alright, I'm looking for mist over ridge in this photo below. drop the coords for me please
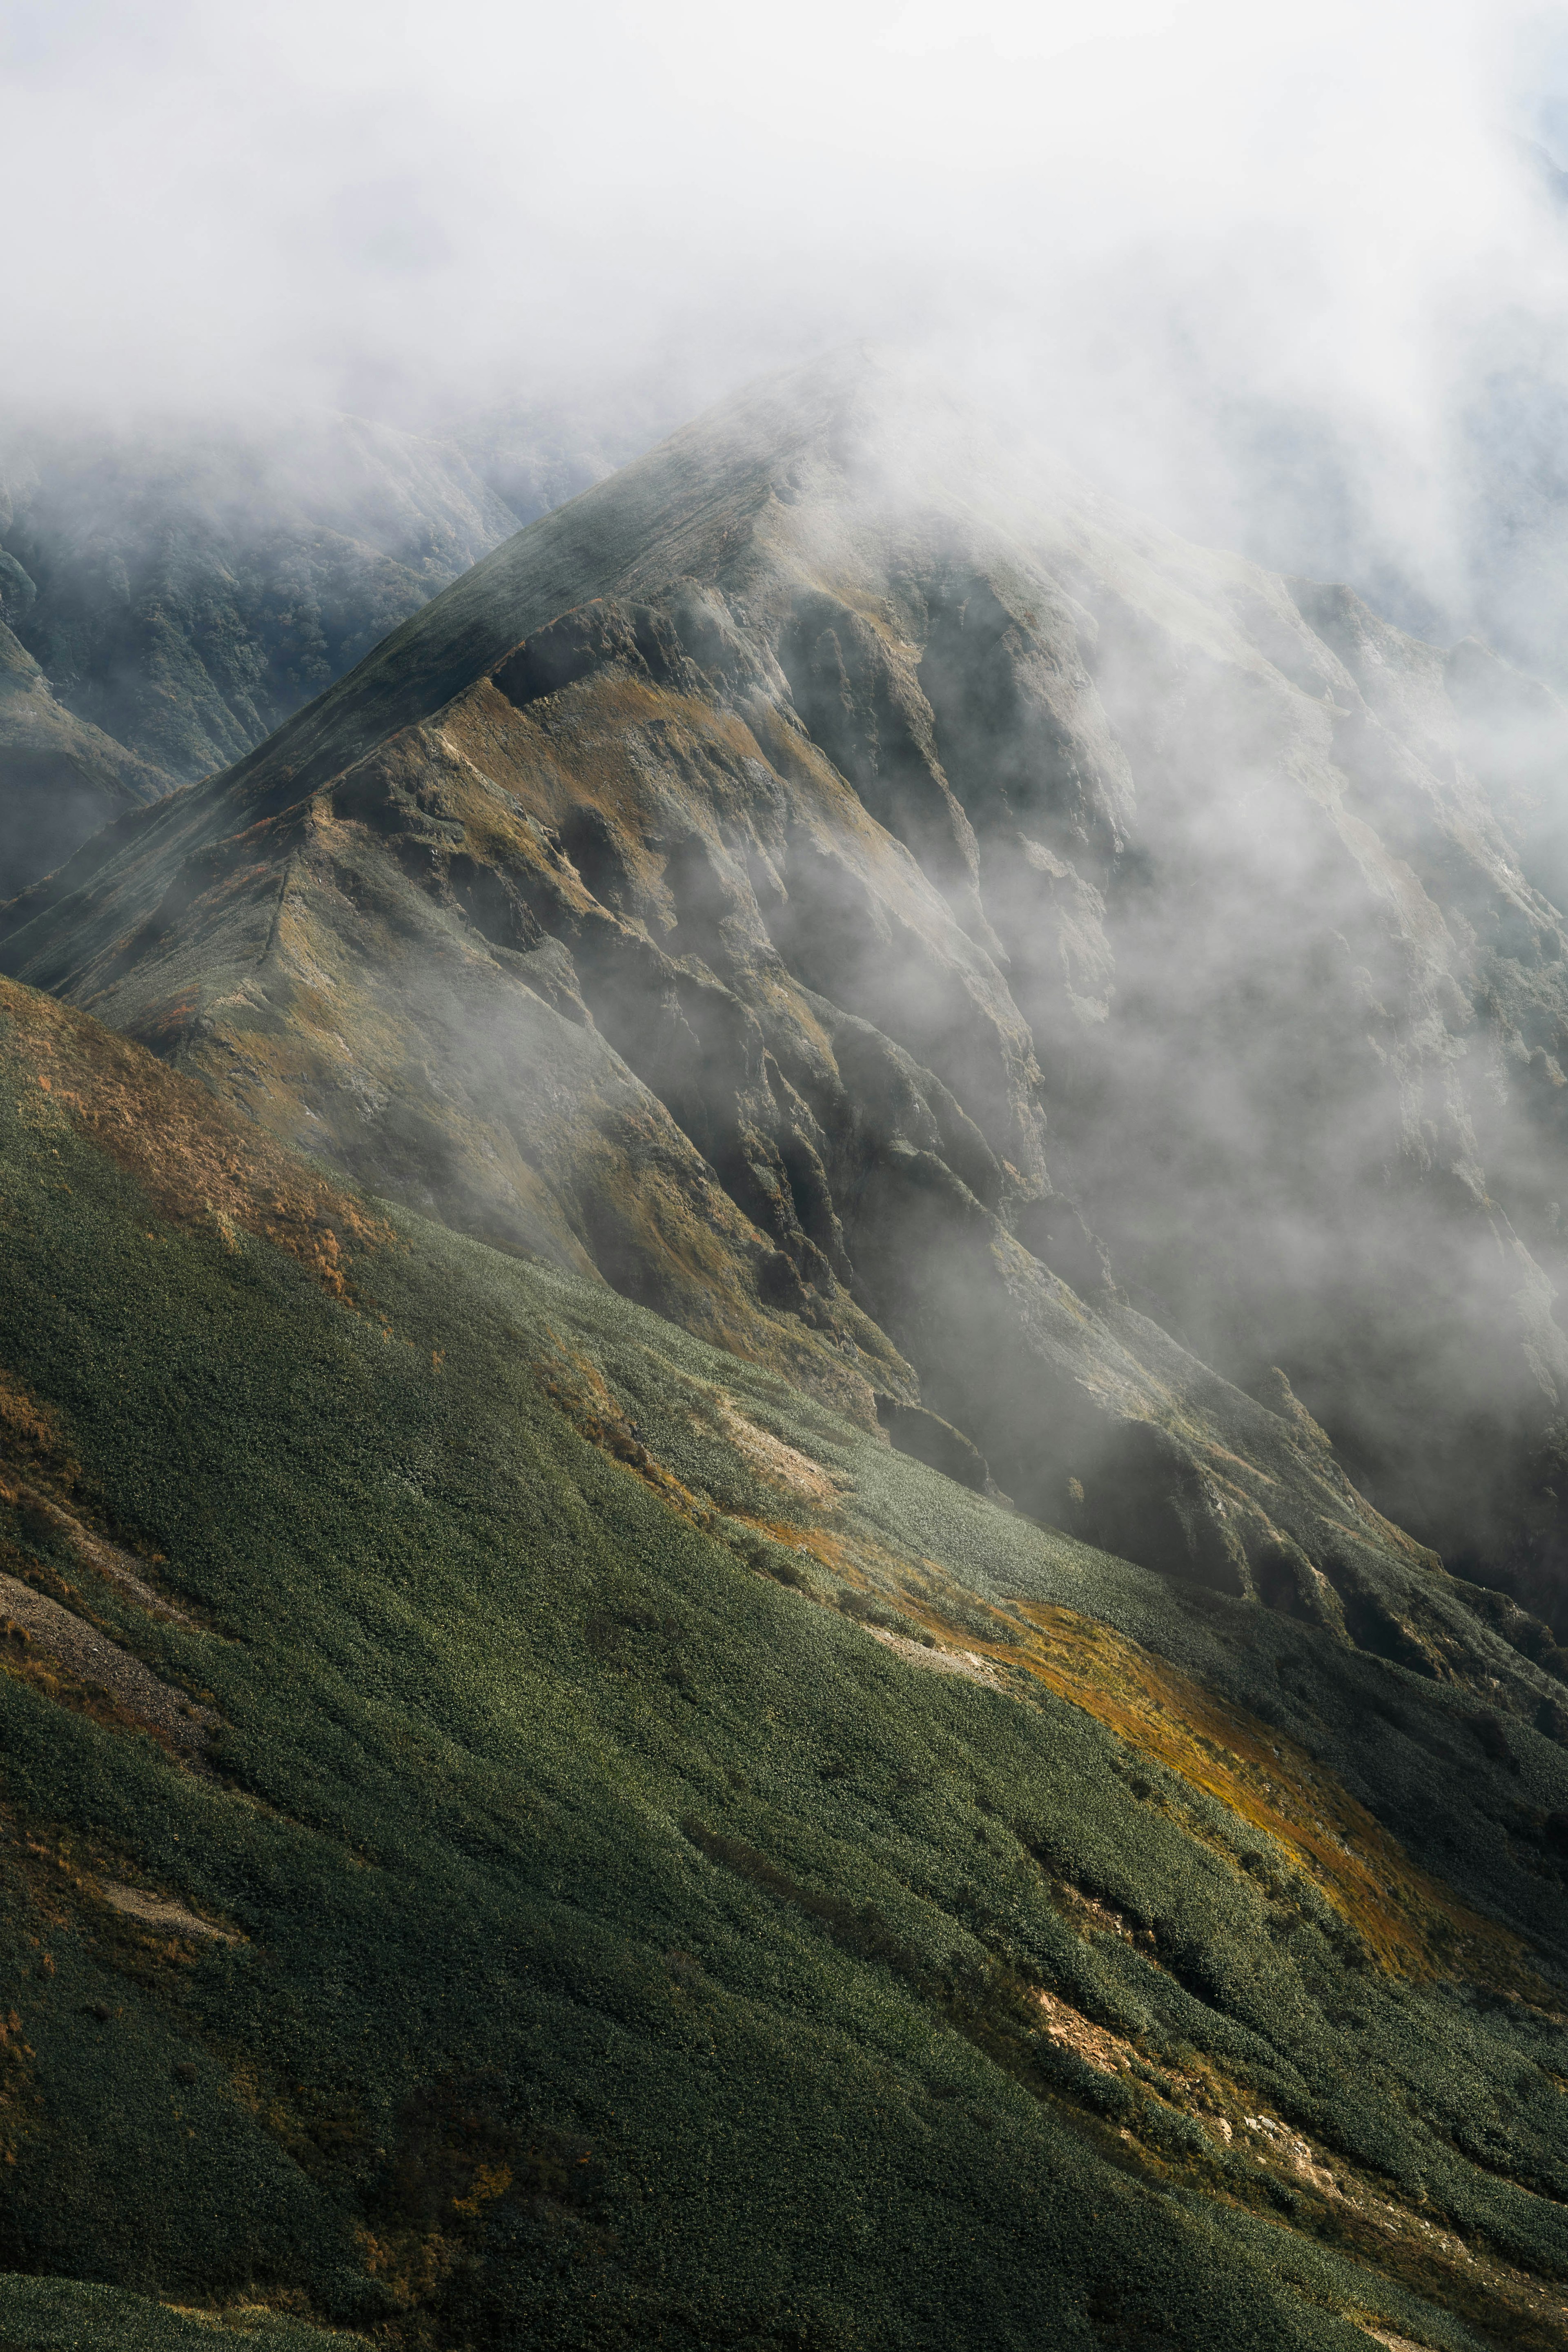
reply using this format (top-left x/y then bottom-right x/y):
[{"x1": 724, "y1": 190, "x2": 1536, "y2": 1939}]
[
  {"x1": 13, "y1": 0, "x2": 1568, "y2": 800},
  {"x1": 13, "y1": 342, "x2": 1568, "y2": 1641}
]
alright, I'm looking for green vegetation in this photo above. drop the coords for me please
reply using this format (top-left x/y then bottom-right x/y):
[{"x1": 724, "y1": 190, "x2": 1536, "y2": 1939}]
[
  {"x1": 0, "y1": 2275, "x2": 365, "y2": 2350},
  {"x1": 2, "y1": 978, "x2": 1568, "y2": 2349}
]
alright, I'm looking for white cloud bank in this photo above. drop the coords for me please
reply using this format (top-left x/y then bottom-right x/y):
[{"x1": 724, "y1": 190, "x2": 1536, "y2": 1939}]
[{"x1": 5, "y1": 0, "x2": 1568, "y2": 625}]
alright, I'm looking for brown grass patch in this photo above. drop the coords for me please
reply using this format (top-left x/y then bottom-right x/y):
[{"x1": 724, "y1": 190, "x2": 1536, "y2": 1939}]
[
  {"x1": 0, "y1": 1369, "x2": 66, "y2": 1471},
  {"x1": 931, "y1": 1592, "x2": 1544, "y2": 1990},
  {"x1": 711, "y1": 1482, "x2": 1547, "y2": 1990},
  {"x1": 527, "y1": 1313, "x2": 1542, "y2": 1996},
  {"x1": 699, "y1": 1474, "x2": 1544, "y2": 1991},
  {"x1": 533, "y1": 1331, "x2": 714, "y2": 1522},
  {"x1": 0, "y1": 973, "x2": 392, "y2": 1299}
]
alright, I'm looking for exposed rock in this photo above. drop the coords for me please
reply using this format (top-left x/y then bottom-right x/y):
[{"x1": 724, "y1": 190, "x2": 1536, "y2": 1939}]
[{"x1": 874, "y1": 1396, "x2": 991, "y2": 1493}]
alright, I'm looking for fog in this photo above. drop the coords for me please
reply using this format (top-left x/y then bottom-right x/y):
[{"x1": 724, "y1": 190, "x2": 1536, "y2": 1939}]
[{"x1": 6, "y1": 1, "x2": 1568, "y2": 639}]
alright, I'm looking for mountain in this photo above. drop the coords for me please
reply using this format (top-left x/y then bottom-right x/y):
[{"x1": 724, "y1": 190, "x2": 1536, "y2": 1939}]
[
  {"x1": 4, "y1": 967, "x2": 1568, "y2": 2350},
  {"x1": 0, "y1": 408, "x2": 635, "y2": 896},
  {"x1": 0, "y1": 616, "x2": 168, "y2": 903},
  {"x1": 9, "y1": 350, "x2": 1568, "y2": 1653}
]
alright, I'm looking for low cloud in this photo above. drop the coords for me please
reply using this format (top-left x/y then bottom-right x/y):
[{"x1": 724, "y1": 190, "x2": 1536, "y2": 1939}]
[{"x1": 5, "y1": 4, "x2": 1568, "y2": 646}]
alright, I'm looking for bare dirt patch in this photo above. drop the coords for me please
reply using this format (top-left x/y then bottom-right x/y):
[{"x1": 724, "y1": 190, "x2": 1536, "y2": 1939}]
[
  {"x1": 87, "y1": 1878, "x2": 241, "y2": 1943},
  {"x1": 866, "y1": 1626, "x2": 1002, "y2": 1688},
  {"x1": 1033, "y1": 1986, "x2": 1143, "y2": 2077},
  {"x1": 716, "y1": 1399, "x2": 851, "y2": 1508},
  {"x1": 0, "y1": 1571, "x2": 216, "y2": 1757}
]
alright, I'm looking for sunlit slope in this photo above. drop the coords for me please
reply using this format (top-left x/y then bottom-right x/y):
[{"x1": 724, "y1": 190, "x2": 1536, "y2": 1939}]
[{"x1": 4, "y1": 973, "x2": 1568, "y2": 2349}]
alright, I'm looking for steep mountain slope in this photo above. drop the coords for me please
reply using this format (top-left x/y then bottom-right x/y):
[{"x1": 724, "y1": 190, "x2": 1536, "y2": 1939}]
[
  {"x1": 0, "y1": 408, "x2": 611, "y2": 894},
  {"x1": 5, "y1": 969, "x2": 1568, "y2": 2349},
  {"x1": 10, "y1": 352, "x2": 1568, "y2": 1646}
]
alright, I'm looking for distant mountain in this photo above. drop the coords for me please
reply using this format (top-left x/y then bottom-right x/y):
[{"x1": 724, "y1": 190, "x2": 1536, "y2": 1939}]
[
  {"x1": 4, "y1": 962, "x2": 1568, "y2": 2350},
  {"x1": 11, "y1": 350, "x2": 1568, "y2": 1669},
  {"x1": 453, "y1": 383, "x2": 668, "y2": 530},
  {"x1": 0, "y1": 406, "x2": 640, "y2": 895},
  {"x1": 0, "y1": 615, "x2": 167, "y2": 902}
]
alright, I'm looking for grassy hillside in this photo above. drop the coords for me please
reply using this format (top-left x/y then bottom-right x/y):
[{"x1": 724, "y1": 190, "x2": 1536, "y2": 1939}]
[{"x1": 3, "y1": 970, "x2": 1568, "y2": 2350}]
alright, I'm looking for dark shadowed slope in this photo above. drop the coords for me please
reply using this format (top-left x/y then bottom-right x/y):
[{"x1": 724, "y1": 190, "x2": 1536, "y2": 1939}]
[
  {"x1": 5, "y1": 970, "x2": 1568, "y2": 2348},
  {"x1": 0, "y1": 619, "x2": 168, "y2": 902},
  {"x1": 10, "y1": 349, "x2": 1568, "y2": 1649}
]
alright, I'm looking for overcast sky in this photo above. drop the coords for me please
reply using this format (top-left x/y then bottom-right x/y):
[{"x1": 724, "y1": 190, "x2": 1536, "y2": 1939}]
[{"x1": 6, "y1": 1, "x2": 1568, "y2": 596}]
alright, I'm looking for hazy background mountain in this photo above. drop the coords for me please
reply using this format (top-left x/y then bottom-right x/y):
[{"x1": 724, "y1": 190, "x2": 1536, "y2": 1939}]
[{"x1": 0, "y1": 404, "x2": 640, "y2": 774}]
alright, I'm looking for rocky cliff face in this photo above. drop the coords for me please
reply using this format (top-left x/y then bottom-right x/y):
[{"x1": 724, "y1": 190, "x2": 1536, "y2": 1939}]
[{"x1": 9, "y1": 350, "x2": 1568, "y2": 1682}]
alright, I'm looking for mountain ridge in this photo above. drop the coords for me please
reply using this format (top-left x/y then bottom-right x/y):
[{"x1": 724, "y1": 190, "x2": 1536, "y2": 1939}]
[
  {"x1": 0, "y1": 616, "x2": 169, "y2": 901},
  {"x1": 8, "y1": 347, "x2": 1568, "y2": 1666}
]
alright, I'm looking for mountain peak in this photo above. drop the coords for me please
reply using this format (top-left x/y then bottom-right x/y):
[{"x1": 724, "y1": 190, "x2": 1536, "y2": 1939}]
[{"x1": 9, "y1": 361, "x2": 1568, "y2": 1671}]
